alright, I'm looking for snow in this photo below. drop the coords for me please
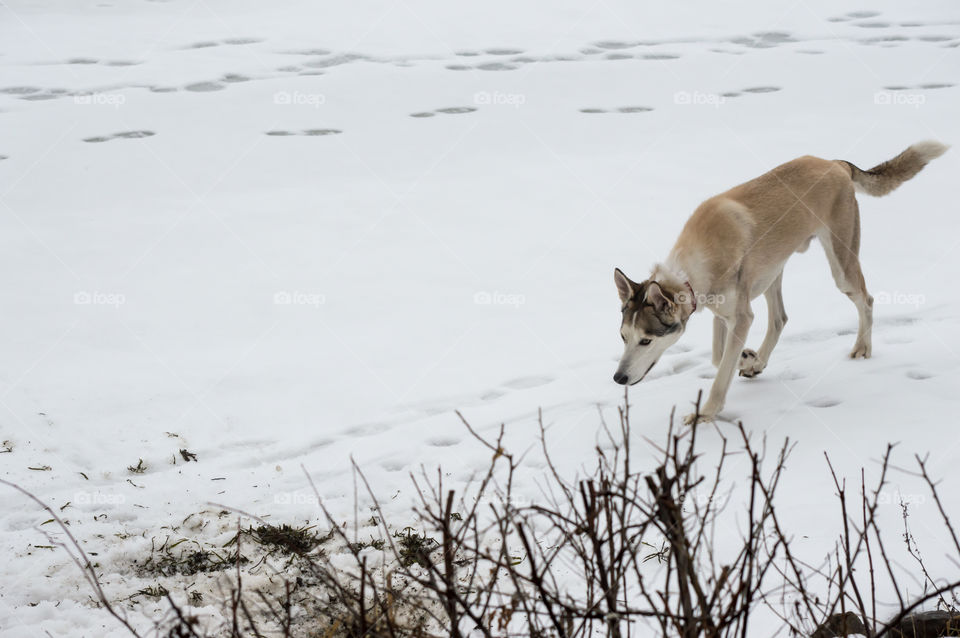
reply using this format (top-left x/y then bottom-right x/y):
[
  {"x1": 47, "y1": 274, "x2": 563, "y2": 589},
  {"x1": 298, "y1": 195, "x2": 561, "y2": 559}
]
[{"x1": 0, "y1": 0, "x2": 958, "y2": 635}]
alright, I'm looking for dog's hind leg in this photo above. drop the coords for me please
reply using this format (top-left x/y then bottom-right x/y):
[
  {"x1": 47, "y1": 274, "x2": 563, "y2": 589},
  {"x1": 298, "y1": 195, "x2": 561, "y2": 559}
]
[
  {"x1": 739, "y1": 271, "x2": 787, "y2": 377},
  {"x1": 712, "y1": 315, "x2": 726, "y2": 367},
  {"x1": 821, "y1": 197, "x2": 874, "y2": 358}
]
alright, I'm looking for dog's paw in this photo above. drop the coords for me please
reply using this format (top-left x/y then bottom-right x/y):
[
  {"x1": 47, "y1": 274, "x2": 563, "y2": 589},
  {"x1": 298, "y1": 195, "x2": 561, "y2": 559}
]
[
  {"x1": 683, "y1": 412, "x2": 716, "y2": 426},
  {"x1": 849, "y1": 342, "x2": 872, "y2": 359},
  {"x1": 738, "y1": 348, "x2": 764, "y2": 378}
]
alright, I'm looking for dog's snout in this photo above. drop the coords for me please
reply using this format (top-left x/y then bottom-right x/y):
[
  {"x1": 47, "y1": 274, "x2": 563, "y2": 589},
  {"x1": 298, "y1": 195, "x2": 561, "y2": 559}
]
[{"x1": 613, "y1": 372, "x2": 629, "y2": 385}]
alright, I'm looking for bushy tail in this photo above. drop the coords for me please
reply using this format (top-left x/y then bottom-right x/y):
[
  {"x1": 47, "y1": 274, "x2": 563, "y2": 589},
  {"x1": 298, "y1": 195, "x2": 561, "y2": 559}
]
[{"x1": 840, "y1": 140, "x2": 949, "y2": 197}]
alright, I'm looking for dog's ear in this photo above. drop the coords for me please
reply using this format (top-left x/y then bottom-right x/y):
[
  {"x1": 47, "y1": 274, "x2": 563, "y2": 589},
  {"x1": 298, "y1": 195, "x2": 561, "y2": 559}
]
[
  {"x1": 614, "y1": 268, "x2": 636, "y2": 303},
  {"x1": 645, "y1": 281, "x2": 675, "y2": 315}
]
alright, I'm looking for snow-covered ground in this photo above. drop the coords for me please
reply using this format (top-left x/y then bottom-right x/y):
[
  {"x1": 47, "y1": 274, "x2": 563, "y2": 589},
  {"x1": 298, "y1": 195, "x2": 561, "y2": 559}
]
[{"x1": 1, "y1": 0, "x2": 958, "y2": 635}]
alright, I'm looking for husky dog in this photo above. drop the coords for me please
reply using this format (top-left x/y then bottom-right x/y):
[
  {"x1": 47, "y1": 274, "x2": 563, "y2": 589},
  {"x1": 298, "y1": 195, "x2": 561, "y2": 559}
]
[{"x1": 613, "y1": 141, "x2": 948, "y2": 424}]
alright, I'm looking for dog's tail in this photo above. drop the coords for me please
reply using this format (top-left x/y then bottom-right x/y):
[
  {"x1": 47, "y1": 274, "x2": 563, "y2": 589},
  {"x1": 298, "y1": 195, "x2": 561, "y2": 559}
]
[{"x1": 839, "y1": 140, "x2": 949, "y2": 197}]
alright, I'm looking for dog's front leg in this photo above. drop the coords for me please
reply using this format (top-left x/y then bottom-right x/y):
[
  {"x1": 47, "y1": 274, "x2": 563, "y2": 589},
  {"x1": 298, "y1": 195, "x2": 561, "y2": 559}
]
[
  {"x1": 711, "y1": 315, "x2": 726, "y2": 367},
  {"x1": 686, "y1": 301, "x2": 753, "y2": 424}
]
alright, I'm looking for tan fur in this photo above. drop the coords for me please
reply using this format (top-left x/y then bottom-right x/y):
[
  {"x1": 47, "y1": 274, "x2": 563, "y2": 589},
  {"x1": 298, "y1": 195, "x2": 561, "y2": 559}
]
[
  {"x1": 613, "y1": 141, "x2": 948, "y2": 424},
  {"x1": 842, "y1": 140, "x2": 949, "y2": 196}
]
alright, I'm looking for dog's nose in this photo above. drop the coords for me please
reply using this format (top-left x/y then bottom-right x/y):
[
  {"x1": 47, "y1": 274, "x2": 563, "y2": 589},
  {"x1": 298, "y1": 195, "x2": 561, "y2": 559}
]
[{"x1": 613, "y1": 372, "x2": 629, "y2": 385}]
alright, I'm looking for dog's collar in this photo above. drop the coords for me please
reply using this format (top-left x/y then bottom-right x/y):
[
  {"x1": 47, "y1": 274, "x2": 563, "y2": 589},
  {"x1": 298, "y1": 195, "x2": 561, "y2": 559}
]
[{"x1": 684, "y1": 281, "x2": 697, "y2": 312}]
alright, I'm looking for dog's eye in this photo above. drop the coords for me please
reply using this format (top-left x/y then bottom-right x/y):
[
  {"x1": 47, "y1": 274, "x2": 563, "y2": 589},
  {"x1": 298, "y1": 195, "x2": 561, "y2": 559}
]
[{"x1": 638, "y1": 338, "x2": 652, "y2": 346}]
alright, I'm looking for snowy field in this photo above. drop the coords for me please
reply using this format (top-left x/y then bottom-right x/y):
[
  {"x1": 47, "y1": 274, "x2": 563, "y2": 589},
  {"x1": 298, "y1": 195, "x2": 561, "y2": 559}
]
[{"x1": 1, "y1": 0, "x2": 959, "y2": 635}]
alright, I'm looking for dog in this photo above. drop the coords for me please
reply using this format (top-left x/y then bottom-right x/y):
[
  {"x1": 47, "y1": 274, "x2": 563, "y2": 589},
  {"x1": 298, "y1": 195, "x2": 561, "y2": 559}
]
[{"x1": 613, "y1": 141, "x2": 948, "y2": 424}]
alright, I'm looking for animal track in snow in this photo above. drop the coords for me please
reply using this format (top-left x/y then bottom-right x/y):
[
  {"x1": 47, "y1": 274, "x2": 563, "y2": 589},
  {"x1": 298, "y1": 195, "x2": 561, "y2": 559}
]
[
  {"x1": 502, "y1": 375, "x2": 554, "y2": 390},
  {"x1": 265, "y1": 129, "x2": 342, "y2": 137},
  {"x1": 883, "y1": 82, "x2": 954, "y2": 90},
  {"x1": 427, "y1": 438, "x2": 460, "y2": 447},
  {"x1": 594, "y1": 41, "x2": 638, "y2": 50},
  {"x1": 730, "y1": 31, "x2": 796, "y2": 48},
  {"x1": 579, "y1": 106, "x2": 653, "y2": 113},
  {"x1": 807, "y1": 398, "x2": 842, "y2": 408},
  {"x1": 410, "y1": 106, "x2": 477, "y2": 118},
  {"x1": 185, "y1": 81, "x2": 225, "y2": 92},
  {"x1": 671, "y1": 359, "x2": 700, "y2": 373},
  {"x1": 303, "y1": 54, "x2": 365, "y2": 69},
  {"x1": 906, "y1": 370, "x2": 933, "y2": 380},
  {"x1": 0, "y1": 86, "x2": 41, "y2": 95},
  {"x1": 185, "y1": 38, "x2": 263, "y2": 49},
  {"x1": 776, "y1": 370, "x2": 807, "y2": 381},
  {"x1": 83, "y1": 130, "x2": 155, "y2": 143},
  {"x1": 475, "y1": 62, "x2": 518, "y2": 71}
]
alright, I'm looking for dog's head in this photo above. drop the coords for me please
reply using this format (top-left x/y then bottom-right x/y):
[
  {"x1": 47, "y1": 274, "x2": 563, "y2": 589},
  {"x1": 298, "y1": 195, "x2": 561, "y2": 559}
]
[{"x1": 612, "y1": 268, "x2": 687, "y2": 385}]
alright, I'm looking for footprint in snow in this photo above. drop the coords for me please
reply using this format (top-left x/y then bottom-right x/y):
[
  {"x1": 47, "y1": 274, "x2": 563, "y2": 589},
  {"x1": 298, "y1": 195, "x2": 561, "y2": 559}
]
[
  {"x1": 381, "y1": 460, "x2": 407, "y2": 472},
  {"x1": 807, "y1": 398, "x2": 842, "y2": 408},
  {"x1": 594, "y1": 41, "x2": 638, "y2": 50},
  {"x1": 777, "y1": 370, "x2": 806, "y2": 381},
  {"x1": 502, "y1": 375, "x2": 554, "y2": 390},
  {"x1": 0, "y1": 86, "x2": 41, "y2": 95},
  {"x1": 265, "y1": 129, "x2": 342, "y2": 137},
  {"x1": 291, "y1": 48, "x2": 331, "y2": 56},
  {"x1": 427, "y1": 438, "x2": 460, "y2": 448},
  {"x1": 485, "y1": 48, "x2": 525, "y2": 55},
  {"x1": 476, "y1": 62, "x2": 518, "y2": 71},
  {"x1": 409, "y1": 107, "x2": 477, "y2": 118},
  {"x1": 83, "y1": 130, "x2": 155, "y2": 143},
  {"x1": 906, "y1": 370, "x2": 933, "y2": 380},
  {"x1": 185, "y1": 81, "x2": 225, "y2": 92},
  {"x1": 671, "y1": 359, "x2": 700, "y2": 373},
  {"x1": 20, "y1": 92, "x2": 63, "y2": 101},
  {"x1": 730, "y1": 32, "x2": 796, "y2": 49},
  {"x1": 579, "y1": 106, "x2": 653, "y2": 113},
  {"x1": 304, "y1": 54, "x2": 365, "y2": 69}
]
